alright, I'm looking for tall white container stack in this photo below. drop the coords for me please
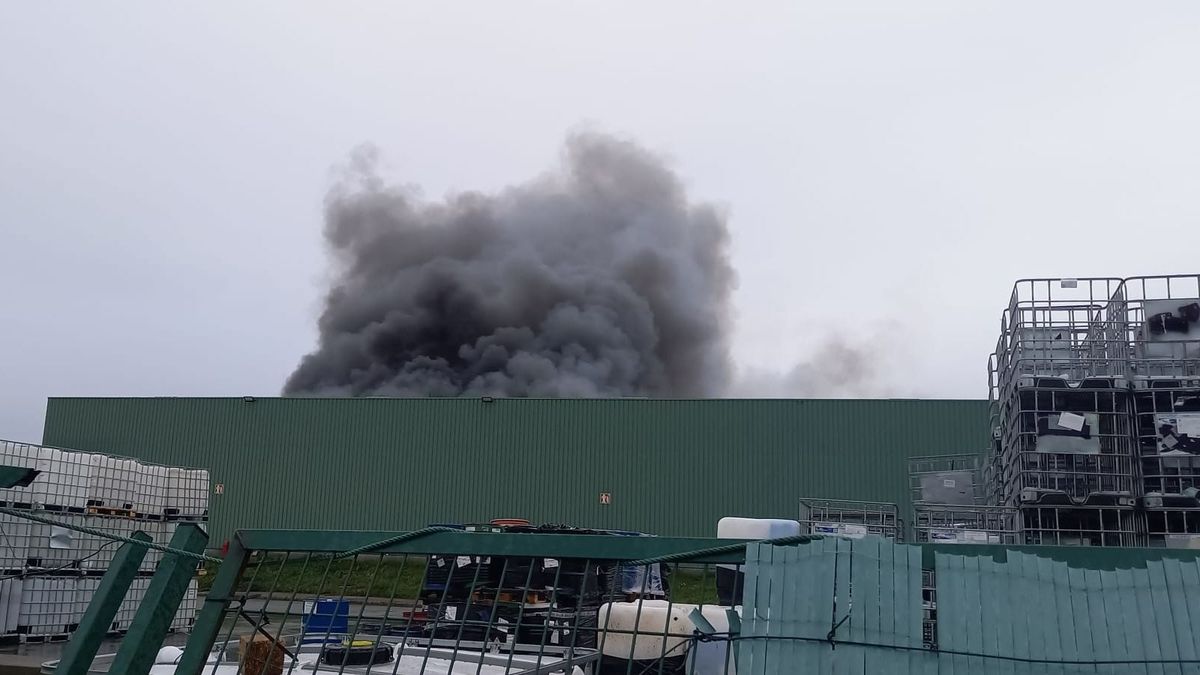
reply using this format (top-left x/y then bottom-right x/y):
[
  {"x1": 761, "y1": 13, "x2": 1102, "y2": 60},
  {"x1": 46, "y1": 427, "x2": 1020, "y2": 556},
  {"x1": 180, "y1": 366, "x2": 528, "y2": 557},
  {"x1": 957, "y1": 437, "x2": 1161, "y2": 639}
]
[{"x1": 0, "y1": 440, "x2": 209, "y2": 640}]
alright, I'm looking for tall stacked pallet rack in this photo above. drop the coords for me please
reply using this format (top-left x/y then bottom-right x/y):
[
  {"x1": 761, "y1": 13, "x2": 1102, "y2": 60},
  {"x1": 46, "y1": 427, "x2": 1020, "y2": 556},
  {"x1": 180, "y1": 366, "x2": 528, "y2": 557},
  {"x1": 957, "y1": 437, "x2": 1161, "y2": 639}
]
[
  {"x1": 981, "y1": 276, "x2": 1200, "y2": 547},
  {"x1": 0, "y1": 440, "x2": 209, "y2": 642},
  {"x1": 1118, "y1": 275, "x2": 1200, "y2": 549}
]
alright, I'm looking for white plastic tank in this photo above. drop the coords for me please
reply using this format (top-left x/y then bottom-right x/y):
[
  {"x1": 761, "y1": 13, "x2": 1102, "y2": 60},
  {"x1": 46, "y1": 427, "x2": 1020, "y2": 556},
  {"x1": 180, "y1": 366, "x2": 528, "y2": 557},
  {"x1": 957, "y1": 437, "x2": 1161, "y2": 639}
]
[
  {"x1": 597, "y1": 601, "x2": 741, "y2": 674},
  {"x1": 715, "y1": 517, "x2": 800, "y2": 605},
  {"x1": 597, "y1": 600, "x2": 692, "y2": 660}
]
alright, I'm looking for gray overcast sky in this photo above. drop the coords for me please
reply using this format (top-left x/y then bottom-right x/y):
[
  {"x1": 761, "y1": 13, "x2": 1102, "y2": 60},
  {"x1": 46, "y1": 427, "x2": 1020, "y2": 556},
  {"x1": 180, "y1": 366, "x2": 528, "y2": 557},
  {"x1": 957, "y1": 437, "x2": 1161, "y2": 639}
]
[{"x1": 3, "y1": 2, "x2": 1199, "y2": 442}]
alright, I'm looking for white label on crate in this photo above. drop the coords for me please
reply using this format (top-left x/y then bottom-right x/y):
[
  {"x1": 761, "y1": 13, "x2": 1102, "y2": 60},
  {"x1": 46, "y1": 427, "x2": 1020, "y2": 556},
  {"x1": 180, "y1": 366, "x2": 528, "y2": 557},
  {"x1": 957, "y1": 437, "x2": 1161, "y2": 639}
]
[
  {"x1": 961, "y1": 530, "x2": 989, "y2": 542},
  {"x1": 543, "y1": 558, "x2": 559, "y2": 570},
  {"x1": 1176, "y1": 415, "x2": 1200, "y2": 437},
  {"x1": 1163, "y1": 435, "x2": 1180, "y2": 450},
  {"x1": 445, "y1": 606, "x2": 457, "y2": 621},
  {"x1": 943, "y1": 479, "x2": 956, "y2": 488},
  {"x1": 839, "y1": 524, "x2": 868, "y2": 539},
  {"x1": 930, "y1": 530, "x2": 958, "y2": 542},
  {"x1": 456, "y1": 556, "x2": 471, "y2": 568},
  {"x1": 49, "y1": 526, "x2": 73, "y2": 549},
  {"x1": 1056, "y1": 412, "x2": 1086, "y2": 432},
  {"x1": 436, "y1": 558, "x2": 445, "y2": 568}
]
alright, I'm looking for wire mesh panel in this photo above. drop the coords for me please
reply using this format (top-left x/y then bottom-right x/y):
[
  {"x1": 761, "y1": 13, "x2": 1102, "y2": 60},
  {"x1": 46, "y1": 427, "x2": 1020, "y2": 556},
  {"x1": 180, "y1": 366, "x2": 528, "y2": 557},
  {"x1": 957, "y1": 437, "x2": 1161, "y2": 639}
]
[
  {"x1": 16, "y1": 576, "x2": 81, "y2": 639},
  {"x1": 176, "y1": 528, "x2": 761, "y2": 675},
  {"x1": 1143, "y1": 507, "x2": 1200, "y2": 549},
  {"x1": 1133, "y1": 386, "x2": 1200, "y2": 502},
  {"x1": 996, "y1": 379, "x2": 1136, "y2": 505},
  {"x1": 1116, "y1": 275, "x2": 1200, "y2": 380},
  {"x1": 913, "y1": 504, "x2": 1020, "y2": 545},
  {"x1": 995, "y1": 278, "x2": 1127, "y2": 391},
  {"x1": 798, "y1": 498, "x2": 902, "y2": 541},
  {"x1": 1019, "y1": 505, "x2": 1141, "y2": 547}
]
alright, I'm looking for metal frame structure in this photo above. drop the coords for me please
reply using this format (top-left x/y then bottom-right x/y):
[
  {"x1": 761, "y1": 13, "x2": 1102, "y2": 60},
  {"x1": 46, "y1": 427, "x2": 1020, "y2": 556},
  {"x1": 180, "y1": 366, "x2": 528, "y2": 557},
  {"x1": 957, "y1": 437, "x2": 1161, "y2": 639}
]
[
  {"x1": 173, "y1": 528, "x2": 758, "y2": 675},
  {"x1": 798, "y1": 498, "x2": 902, "y2": 541},
  {"x1": 912, "y1": 504, "x2": 1020, "y2": 545}
]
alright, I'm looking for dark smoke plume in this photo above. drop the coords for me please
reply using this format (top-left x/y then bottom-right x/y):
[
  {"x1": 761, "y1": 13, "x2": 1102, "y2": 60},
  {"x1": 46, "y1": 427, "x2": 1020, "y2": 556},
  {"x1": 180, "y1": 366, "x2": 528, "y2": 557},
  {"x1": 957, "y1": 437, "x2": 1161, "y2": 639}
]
[{"x1": 284, "y1": 133, "x2": 735, "y2": 397}]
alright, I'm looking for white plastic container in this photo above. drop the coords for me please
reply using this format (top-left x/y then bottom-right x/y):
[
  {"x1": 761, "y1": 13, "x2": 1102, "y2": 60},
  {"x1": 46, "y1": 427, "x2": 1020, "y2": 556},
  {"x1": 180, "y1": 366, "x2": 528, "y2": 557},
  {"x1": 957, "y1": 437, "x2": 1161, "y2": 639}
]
[
  {"x1": 167, "y1": 468, "x2": 210, "y2": 517},
  {"x1": 0, "y1": 511, "x2": 32, "y2": 571},
  {"x1": 715, "y1": 517, "x2": 801, "y2": 562},
  {"x1": 78, "y1": 515, "x2": 138, "y2": 571},
  {"x1": 597, "y1": 600, "x2": 693, "y2": 660},
  {"x1": 135, "y1": 463, "x2": 171, "y2": 516},
  {"x1": 86, "y1": 455, "x2": 138, "y2": 511},
  {"x1": 33, "y1": 448, "x2": 92, "y2": 510},
  {"x1": 0, "y1": 579, "x2": 22, "y2": 636},
  {"x1": 26, "y1": 515, "x2": 84, "y2": 570},
  {"x1": 18, "y1": 577, "x2": 80, "y2": 637}
]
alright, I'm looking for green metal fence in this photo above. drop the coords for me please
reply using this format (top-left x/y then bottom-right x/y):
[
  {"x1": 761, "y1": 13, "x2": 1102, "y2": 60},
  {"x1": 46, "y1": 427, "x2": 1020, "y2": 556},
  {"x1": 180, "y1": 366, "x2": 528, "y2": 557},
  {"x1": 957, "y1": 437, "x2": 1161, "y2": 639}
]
[{"x1": 35, "y1": 522, "x2": 1200, "y2": 674}]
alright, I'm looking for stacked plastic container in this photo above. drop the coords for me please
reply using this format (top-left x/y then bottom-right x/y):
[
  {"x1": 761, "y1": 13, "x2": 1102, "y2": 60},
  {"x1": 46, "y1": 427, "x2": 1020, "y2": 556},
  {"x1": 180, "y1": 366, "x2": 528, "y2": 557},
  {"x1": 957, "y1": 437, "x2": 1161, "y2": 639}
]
[{"x1": 0, "y1": 440, "x2": 209, "y2": 641}]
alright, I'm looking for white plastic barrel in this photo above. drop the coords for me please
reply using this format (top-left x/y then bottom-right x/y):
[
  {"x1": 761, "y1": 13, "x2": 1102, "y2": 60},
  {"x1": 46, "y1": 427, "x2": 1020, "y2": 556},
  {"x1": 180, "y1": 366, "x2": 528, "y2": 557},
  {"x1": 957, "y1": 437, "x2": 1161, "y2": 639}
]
[{"x1": 597, "y1": 600, "x2": 693, "y2": 660}]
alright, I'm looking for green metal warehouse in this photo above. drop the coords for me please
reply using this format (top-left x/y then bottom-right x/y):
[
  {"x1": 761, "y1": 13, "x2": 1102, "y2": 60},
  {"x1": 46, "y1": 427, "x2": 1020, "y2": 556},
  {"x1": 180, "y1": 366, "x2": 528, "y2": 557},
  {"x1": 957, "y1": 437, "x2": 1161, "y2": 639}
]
[{"x1": 41, "y1": 397, "x2": 989, "y2": 542}]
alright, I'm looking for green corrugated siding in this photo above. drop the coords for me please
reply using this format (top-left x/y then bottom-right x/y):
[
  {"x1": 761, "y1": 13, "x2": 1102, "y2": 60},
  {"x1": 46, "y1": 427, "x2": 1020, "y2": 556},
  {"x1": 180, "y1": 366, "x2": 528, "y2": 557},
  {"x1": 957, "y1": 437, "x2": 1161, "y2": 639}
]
[
  {"x1": 41, "y1": 397, "x2": 989, "y2": 542},
  {"x1": 739, "y1": 539, "x2": 1200, "y2": 673}
]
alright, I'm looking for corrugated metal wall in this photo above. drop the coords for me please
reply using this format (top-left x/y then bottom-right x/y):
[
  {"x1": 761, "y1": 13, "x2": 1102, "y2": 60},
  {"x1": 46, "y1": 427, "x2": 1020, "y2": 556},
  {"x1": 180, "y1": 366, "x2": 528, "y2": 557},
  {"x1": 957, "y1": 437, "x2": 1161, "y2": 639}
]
[
  {"x1": 740, "y1": 539, "x2": 1200, "y2": 673},
  {"x1": 40, "y1": 397, "x2": 989, "y2": 541}
]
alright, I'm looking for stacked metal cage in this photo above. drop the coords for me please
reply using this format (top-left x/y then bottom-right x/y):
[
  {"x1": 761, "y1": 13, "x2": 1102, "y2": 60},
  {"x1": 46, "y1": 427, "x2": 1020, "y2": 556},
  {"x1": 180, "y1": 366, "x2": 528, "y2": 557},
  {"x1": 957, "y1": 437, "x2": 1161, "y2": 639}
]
[
  {"x1": 986, "y1": 278, "x2": 1141, "y2": 546},
  {"x1": 0, "y1": 440, "x2": 208, "y2": 641},
  {"x1": 909, "y1": 453, "x2": 1019, "y2": 545},
  {"x1": 1118, "y1": 275, "x2": 1200, "y2": 548}
]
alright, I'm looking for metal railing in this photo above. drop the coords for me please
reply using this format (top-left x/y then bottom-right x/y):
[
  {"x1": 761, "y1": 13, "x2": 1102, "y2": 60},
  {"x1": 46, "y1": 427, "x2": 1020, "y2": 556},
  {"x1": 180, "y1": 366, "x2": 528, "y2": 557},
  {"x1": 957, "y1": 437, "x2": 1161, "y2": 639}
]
[{"x1": 168, "y1": 527, "x2": 796, "y2": 675}]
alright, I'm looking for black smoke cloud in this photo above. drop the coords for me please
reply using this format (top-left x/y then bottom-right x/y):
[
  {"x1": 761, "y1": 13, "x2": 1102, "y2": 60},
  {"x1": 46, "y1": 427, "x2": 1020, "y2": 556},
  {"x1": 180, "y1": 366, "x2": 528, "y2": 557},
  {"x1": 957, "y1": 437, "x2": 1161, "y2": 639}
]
[{"x1": 284, "y1": 133, "x2": 736, "y2": 397}]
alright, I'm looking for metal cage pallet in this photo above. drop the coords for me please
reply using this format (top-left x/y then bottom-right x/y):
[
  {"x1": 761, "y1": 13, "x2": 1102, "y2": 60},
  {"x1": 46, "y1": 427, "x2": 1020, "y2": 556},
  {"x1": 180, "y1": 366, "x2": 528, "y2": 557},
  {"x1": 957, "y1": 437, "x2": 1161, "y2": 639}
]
[
  {"x1": 798, "y1": 498, "x2": 902, "y2": 541},
  {"x1": 912, "y1": 504, "x2": 1020, "y2": 545}
]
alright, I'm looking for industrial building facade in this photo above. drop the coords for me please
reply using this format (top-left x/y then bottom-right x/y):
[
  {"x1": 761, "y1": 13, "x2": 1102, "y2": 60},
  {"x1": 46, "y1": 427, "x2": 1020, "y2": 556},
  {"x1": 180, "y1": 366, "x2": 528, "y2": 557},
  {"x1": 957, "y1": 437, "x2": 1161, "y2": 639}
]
[{"x1": 41, "y1": 397, "x2": 988, "y2": 542}]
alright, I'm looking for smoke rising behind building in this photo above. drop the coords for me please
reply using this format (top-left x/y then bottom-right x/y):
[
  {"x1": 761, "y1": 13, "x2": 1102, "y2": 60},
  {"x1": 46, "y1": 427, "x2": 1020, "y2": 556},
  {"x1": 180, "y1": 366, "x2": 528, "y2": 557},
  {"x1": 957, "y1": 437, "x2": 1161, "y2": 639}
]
[{"x1": 285, "y1": 133, "x2": 736, "y2": 397}]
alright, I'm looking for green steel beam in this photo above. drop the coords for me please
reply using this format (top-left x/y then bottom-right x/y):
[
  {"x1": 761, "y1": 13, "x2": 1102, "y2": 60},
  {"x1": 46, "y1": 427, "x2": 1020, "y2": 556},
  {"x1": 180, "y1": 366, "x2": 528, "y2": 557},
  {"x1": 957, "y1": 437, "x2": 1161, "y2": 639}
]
[
  {"x1": 107, "y1": 523, "x2": 209, "y2": 675},
  {"x1": 0, "y1": 464, "x2": 38, "y2": 488},
  {"x1": 175, "y1": 534, "x2": 249, "y2": 675},
  {"x1": 55, "y1": 531, "x2": 152, "y2": 675},
  {"x1": 237, "y1": 529, "x2": 756, "y2": 564}
]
